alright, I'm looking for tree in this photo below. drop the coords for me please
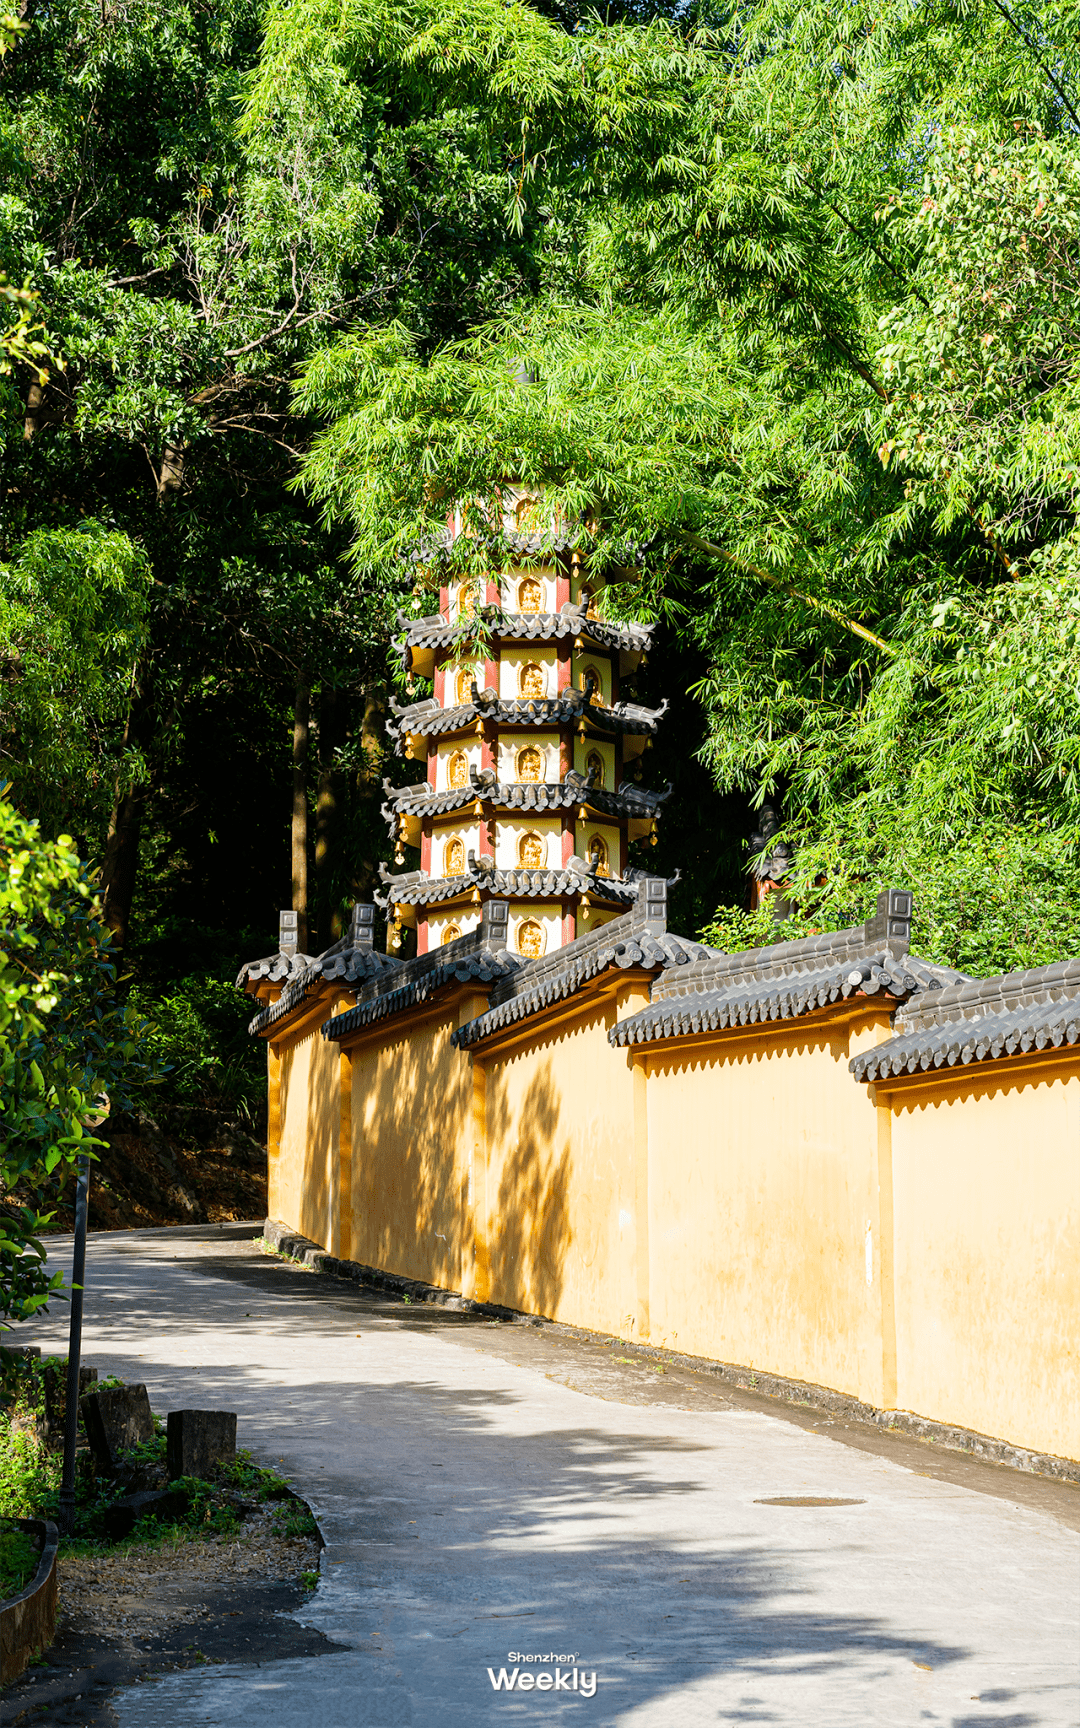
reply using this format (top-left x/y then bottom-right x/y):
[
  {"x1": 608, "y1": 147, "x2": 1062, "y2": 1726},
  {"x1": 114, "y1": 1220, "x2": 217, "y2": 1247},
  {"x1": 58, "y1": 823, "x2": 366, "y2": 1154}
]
[
  {"x1": 0, "y1": 0, "x2": 568, "y2": 964},
  {"x1": 0, "y1": 798, "x2": 151, "y2": 1327},
  {"x1": 287, "y1": 0, "x2": 1080, "y2": 971},
  {"x1": 0, "y1": 524, "x2": 151, "y2": 840}
]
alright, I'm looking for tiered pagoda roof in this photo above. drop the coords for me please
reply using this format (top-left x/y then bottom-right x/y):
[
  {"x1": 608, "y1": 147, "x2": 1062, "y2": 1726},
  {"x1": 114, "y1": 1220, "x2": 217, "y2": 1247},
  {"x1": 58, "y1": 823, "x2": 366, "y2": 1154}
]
[
  {"x1": 385, "y1": 691, "x2": 667, "y2": 752},
  {"x1": 382, "y1": 771, "x2": 672, "y2": 850},
  {"x1": 398, "y1": 601, "x2": 653, "y2": 678},
  {"x1": 375, "y1": 859, "x2": 675, "y2": 915}
]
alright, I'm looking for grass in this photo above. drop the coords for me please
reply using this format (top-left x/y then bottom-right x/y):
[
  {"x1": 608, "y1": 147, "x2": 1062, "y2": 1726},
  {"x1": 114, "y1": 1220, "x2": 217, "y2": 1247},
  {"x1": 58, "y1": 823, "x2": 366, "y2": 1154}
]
[
  {"x1": 0, "y1": 1421, "x2": 59, "y2": 1524},
  {"x1": 0, "y1": 1356, "x2": 318, "y2": 1552},
  {"x1": 62, "y1": 1441, "x2": 316, "y2": 1553},
  {"x1": 254, "y1": 1238, "x2": 315, "y2": 1272},
  {"x1": 0, "y1": 1525, "x2": 40, "y2": 1598}
]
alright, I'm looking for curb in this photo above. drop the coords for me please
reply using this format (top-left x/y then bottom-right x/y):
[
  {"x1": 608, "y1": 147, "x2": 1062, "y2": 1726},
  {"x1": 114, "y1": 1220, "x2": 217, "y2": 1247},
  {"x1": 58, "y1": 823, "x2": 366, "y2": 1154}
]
[
  {"x1": 0, "y1": 1518, "x2": 59, "y2": 1685},
  {"x1": 257, "y1": 1219, "x2": 1080, "y2": 1486},
  {"x1": 259, "y1": 1219, "x2": 534, "y2": 1325}
]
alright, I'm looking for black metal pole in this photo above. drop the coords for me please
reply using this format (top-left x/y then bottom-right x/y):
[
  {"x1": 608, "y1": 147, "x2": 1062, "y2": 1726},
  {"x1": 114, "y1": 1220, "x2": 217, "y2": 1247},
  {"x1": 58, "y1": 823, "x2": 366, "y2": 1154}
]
[{"x1": 57, "y1": 1153, "x2": 90, "y2": 1536}]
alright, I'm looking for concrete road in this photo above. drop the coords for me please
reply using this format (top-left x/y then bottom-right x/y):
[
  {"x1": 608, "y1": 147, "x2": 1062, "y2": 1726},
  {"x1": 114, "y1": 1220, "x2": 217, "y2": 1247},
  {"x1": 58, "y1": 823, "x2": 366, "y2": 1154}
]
[{"x1": 30, "y1": 1224, "x2": 1080, "y2": 1727}]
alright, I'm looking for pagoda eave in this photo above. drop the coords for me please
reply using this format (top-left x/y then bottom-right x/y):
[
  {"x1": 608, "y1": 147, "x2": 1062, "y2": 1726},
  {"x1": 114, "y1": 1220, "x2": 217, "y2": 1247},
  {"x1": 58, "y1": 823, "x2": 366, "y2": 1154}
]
[
  {"x1": 397, "y1": 605, "x2": 654, "y2": 681},
  {"x1": 375, "y1": 866, "x2": 641, "y2": 924},
  {"x1": 382, "y1": 778, "x2": 671, "y2": 846},
  {"x1": 386, "y1": 695, "x2": 668, "y2": 757}
]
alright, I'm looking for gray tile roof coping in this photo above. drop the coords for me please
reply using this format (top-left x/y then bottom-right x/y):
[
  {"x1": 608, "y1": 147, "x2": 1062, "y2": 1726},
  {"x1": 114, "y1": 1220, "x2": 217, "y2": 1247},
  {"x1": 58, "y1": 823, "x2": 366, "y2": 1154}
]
[
  {"x1": 647, "y1": 927, "x2": 891, "y2": 1007},
  {"x1": 607, "y1": 890, "x2": 967, "y2": 1049},
  {"x1": 385, "y1": 691, "x2": 667, "y2": 746},
  {"x1": 236, "y1": 950, "x2": 319, "y2": 989},
  {"x1": 381, "y1": 773, "x2": 671, "y2": 831},
  {"x1": 451, "y1": 877, "x2": 708, "y2": 1049},
  {"x1": 246, "y1": 943, "x2": 405, "y2": 1035},
  {"x1": 609, "y1": 951, "x2": 954, "y2": 1049},
  {"x1": 893, "y1": 955, "x2": 1080, "y2": 1032},
  {"x1": 322, "y1": 911, "x2": 526, "y2": 1040},
  {"x1": 851, "y1": 954, "x2": 1080, "y2": 1082}
]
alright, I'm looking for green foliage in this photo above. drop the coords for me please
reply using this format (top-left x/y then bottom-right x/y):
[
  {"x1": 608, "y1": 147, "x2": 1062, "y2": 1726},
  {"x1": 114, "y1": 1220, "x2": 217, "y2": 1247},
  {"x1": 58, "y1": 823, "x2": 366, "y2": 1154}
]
[
  {"x1": 292, "y1": 0, "x2": 1080, "y2": 980},
  {"x1": 0, "y1": 1360, "x2": 58, "y2": 1521},
  {"x1": 0, "y1": 798, "x2": 153, "y2": 1326},
  {"x1": 699, "y1": 902, "x2": 809, "y2": 954},
  {"x1": 0, "y1": 0, "x2": 558, "y2": 995},
  {"x1": 0, "y1": 1523, "x2": 38, "y2": 1596},
  {"x1": 0, "y1": 1369, "x2": 305, "y2": 1550},
  {"x1": 0, "y1": 1353, "x2": 306, "y2": 1548},
  {"x1": 255, "y1": 1237, "x2": 316, "y2": 1272},
  {"x1": 0, "y1": 275, "x2": 49, "y2": 383},
  {"x1": 703, "y1": 822, "x2": 1080, "y2": 977},
  {"x1": 875, "y1": 130, "x2": 1080, "y2": 568},
  {"x1": 0, "y1": 1426, "x2": 56, "y2": 1521},
  {"x1": 127, "y1": 972, "x2": 265, "y2": 1125},
  {"x1": 0, "y1": 523, "x2": 151, "y2": 834},
  {"x1": 3, "y1": 0, "x2": 1080, "y2": 999}
]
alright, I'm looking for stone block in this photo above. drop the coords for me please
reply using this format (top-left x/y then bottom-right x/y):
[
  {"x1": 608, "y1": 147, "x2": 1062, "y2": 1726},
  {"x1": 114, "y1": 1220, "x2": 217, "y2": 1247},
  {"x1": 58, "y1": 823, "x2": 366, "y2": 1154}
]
[
  {"x1": 80, "y1": 1384, "x2": 154, "y2": 1474},
  {"x1": 42, "y1": 1364, "x2": 96, "y2": 1442},
  {"x1": 166, "y1": 1409, "x2": 237, "y2": 1481},
  {"x1": 100, "y1": 1487, "x2": 189, "y2": 1541}
]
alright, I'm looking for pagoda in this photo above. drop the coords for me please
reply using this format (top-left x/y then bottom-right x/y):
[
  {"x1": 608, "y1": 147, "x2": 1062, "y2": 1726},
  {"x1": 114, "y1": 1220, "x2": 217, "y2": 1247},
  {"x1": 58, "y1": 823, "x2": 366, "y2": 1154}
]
[{"x1": 376, "y1": 492, "x2": 672, "y2": 957}]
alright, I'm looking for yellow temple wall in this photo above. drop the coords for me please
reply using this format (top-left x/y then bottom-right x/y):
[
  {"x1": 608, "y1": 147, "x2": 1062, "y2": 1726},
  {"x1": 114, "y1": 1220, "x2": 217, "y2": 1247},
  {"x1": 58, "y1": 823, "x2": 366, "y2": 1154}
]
[
  {"x1": 642, "y1": 1007, "x2": 894, "y2": 1407},
  {"x1": 272, "y1": 1019, "x2": 341, "y2": 1254},
  {"x1": 265, "y1": 986, "x2": 1080, "y2": 1463},
  {"x1": 476, "y1": 980, "x2": 650, "y2": 1334},
  {"x1": 346, "y1": 1006, "x2": 475, "y2": 1296},
  {"x1": 885, "y1": 1059, "x2": 1080, "y2": 1461}
]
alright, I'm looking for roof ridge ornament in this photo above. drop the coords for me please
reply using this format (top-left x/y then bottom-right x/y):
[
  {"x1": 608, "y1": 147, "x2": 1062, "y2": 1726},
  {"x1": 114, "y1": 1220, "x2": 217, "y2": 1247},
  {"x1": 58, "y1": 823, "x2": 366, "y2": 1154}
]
[{"x1": 863, "y1": 887, "x2": 914, "y2": 950}]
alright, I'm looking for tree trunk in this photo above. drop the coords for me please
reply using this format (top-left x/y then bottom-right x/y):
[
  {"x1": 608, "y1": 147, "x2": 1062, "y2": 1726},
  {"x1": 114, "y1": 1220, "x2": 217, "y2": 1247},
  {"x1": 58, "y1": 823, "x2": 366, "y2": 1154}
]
[
  {"x1": 292, "y1": 666, "x2": 310, "y2": 952},
  {"x1": 101, "y1": 780, "x2": 146, "y2": 957},
  {"x1": 23, "y1": 378, "x2": 43, "y2": 441},
  {"x1": 349, "y1": 686, "x2": 386, "y2": 902},
  {"x1": 100, "y1": 695, "x2": 149, "y2": 959},
  {"x1": 156, "y1": 442, "x2": 186, "y2": 500},
  {"x1": 315, "y1": 687, "x2": 340, "y2": 950},
  {"x1": 360, "y1": 686, "x2": 384, "y2": 774}
]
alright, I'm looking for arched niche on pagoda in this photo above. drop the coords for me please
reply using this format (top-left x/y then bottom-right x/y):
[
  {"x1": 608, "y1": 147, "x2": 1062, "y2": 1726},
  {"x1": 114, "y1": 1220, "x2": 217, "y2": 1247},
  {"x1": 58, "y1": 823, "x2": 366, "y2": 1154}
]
[
  {"x1": 516, "y1": 918, "x2": 545, "y2": 958},
  {"x1": 518, "y1": 830, "x2": 547, "y2": 868},
  {"x1": 453, "y1": 664, "x2": 478, "y2": 706},
  {"x1": 587, "y1": 833, "x2": 610, "y2": 876},
  {"x1": 519, "y1": 661, "x2": 546, "y2": 699},
  {"x1": 581, "y1": 663, "x2": 606, "y2": 706},
  {"x1": 516, "y1": 745, "x2": 544, "y2": 784},
  {"x1": 446, "y1": 750, "x2": 470, "y2": 790},
  {"x1": 518, "y1": 576, "x2": 543, "y2": 614}
]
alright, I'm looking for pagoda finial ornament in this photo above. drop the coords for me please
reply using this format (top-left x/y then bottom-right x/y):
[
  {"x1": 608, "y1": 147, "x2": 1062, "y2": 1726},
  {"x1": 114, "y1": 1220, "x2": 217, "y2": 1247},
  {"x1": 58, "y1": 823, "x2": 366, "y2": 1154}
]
[{"x1": 378, "y1": 489, "x2": 672, "y2": 956}]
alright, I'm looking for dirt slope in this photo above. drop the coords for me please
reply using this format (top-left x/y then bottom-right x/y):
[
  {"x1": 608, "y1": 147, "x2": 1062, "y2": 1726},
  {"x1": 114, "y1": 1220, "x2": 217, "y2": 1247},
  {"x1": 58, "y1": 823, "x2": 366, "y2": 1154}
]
[{"x1": 37, "y1": 1111, "x2": 267, "y2": 1234}]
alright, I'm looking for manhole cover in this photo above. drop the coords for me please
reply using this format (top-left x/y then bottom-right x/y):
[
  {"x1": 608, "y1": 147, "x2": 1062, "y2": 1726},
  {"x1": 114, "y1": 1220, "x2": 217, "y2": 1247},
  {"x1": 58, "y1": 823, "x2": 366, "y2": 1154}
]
[{"x1": 754, "y1": 1496, "x2": 866, "y2": 1507}]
